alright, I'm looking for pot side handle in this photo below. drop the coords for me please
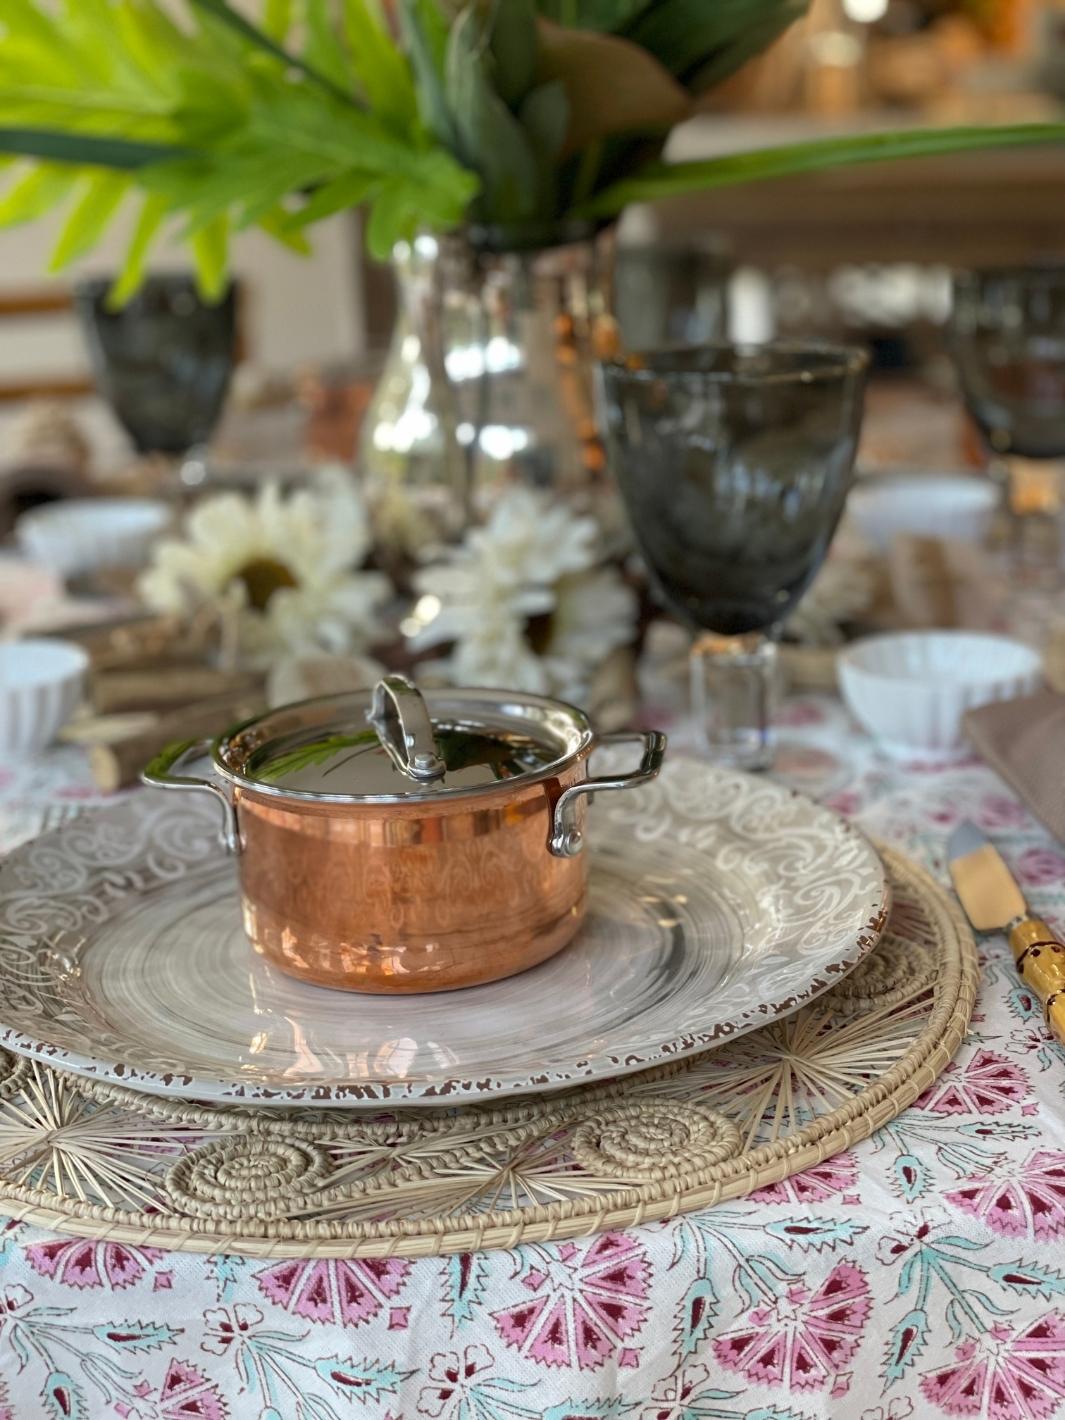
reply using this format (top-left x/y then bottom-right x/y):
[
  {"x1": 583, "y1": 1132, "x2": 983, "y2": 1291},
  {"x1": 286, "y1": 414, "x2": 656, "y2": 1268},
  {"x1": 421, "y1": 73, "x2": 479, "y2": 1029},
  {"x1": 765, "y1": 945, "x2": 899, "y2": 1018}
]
[
  {"x1": 548, "y1": 729, "x2": 667, "y2": 859},
  {"x1": 142, "y1": 738, "x2": 241, "y2": 854}
]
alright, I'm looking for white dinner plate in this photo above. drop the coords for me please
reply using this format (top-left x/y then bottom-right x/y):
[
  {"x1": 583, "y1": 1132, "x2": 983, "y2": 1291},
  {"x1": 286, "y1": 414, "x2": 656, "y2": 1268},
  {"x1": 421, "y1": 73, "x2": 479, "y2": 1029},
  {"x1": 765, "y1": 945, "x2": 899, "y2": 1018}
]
[{"x1": 0, "y1": 755, "x2": 888, "y2": 1107}]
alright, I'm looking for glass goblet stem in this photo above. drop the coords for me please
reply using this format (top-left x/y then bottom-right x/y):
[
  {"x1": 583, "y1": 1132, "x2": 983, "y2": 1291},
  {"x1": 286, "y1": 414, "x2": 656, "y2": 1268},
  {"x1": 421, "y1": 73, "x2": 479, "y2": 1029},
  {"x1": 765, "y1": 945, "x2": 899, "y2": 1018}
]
[{"x1": 690, "y1": 631, "x2": 778, "y2": 771}]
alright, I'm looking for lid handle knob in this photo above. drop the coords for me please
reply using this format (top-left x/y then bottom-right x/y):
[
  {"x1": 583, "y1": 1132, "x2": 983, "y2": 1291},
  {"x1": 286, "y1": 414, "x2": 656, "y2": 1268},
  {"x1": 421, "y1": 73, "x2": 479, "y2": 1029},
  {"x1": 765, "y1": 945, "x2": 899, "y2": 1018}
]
[{"x1": 367, "y1": 675, "x2": 447, "y2": 783}]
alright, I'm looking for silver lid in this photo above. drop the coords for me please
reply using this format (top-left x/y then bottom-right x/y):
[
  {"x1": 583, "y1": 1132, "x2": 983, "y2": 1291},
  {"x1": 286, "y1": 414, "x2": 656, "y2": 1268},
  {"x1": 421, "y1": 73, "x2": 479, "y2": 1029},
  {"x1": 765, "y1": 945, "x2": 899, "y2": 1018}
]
[{"x1": 213, "y1": 678, "x2": 593, "y2": 803}]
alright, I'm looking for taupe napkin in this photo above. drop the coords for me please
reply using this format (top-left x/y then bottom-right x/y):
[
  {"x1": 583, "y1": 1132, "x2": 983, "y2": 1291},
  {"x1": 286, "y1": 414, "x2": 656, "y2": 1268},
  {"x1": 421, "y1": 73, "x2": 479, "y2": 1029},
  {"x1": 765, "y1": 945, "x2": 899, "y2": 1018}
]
[{"x1": 965, "y1": 689, "x2": 1065, "y2": 844}]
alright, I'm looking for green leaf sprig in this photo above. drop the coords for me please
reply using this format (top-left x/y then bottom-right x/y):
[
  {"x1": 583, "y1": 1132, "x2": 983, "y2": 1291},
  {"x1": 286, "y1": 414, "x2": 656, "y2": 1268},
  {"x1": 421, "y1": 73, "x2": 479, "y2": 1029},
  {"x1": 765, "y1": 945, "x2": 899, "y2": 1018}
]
[{"x1": 0, "y1": 0, "x2": 1061, "y2": 300}]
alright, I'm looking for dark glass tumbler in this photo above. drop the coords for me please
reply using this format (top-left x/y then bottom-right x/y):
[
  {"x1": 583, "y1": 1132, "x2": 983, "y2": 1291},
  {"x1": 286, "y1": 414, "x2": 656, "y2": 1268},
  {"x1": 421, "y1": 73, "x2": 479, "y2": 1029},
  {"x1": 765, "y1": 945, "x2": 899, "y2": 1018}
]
[
  {"x1": 599, "y1": 342, "x2": 869, "y2": 769},
  {"x1": 75, "y1": 273, "x2": 236, "y2": 481}
]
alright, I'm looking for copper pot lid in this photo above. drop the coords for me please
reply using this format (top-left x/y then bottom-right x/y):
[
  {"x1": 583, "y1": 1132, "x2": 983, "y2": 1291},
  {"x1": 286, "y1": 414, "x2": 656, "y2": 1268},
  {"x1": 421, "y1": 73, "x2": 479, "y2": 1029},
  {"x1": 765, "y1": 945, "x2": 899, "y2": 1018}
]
[{"x1": 213, "y1": 675, "x2": 594, "y2": 803}]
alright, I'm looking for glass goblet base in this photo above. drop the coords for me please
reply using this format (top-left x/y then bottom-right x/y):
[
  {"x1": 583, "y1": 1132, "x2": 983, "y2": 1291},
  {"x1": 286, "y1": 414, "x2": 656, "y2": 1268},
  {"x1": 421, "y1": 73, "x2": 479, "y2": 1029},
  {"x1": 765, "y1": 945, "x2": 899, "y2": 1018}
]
[{"x1": 690, "y1": 631, "x2": 779, "y2": 772}]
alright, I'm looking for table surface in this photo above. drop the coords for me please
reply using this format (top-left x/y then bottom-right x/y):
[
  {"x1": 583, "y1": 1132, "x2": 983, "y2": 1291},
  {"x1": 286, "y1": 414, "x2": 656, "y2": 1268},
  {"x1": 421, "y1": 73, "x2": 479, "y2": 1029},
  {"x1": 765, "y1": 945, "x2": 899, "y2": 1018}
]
[{"x1": 0, "y1": 691, "x2": 1063, "y2": 1420}]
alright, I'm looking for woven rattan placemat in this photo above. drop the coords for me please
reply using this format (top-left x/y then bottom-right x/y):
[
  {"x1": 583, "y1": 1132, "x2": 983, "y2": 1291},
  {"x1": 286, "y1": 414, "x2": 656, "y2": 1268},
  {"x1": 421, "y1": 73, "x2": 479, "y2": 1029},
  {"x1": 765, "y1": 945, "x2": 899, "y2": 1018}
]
[{"x1": 0, "y1": 846, "x2": 977, "y2": 1258}]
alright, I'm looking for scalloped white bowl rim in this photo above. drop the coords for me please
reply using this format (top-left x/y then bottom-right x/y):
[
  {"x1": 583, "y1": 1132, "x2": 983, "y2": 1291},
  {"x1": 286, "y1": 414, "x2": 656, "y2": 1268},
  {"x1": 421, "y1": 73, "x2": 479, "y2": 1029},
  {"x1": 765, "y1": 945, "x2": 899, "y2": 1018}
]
[
  {"x1": 0, "y1": 638, "x2": 89, "y2": 689},
  {"x1": 839, "y1": 630, "x2": 1042, "y2": 687}
]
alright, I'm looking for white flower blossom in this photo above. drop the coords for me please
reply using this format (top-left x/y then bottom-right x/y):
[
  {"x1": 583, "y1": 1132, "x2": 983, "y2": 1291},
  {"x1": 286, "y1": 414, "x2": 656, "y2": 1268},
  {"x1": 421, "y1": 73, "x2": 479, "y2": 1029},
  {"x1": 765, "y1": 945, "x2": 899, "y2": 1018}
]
[
  {"x1": 408, "y1": 489, "x2": 636, "y2": 699},
  {"x1": 138, "y1": 466, "x2": 389, "y2": 666}
]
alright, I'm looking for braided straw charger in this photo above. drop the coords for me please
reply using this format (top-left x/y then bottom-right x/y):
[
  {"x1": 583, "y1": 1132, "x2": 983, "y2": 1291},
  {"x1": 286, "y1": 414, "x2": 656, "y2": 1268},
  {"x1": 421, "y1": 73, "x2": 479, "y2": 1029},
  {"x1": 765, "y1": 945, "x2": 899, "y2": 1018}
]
[{"x1": 0, "y1": 847, "x2": 976, "y2": 1258}]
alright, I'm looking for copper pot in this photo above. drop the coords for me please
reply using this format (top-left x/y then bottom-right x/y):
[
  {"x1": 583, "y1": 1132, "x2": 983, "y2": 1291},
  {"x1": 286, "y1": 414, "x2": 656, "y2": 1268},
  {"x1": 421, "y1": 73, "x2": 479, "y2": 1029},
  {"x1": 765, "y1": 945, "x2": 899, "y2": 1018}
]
[{"x1": 143, "y1": 676, "x2": 666, "y2": 994}]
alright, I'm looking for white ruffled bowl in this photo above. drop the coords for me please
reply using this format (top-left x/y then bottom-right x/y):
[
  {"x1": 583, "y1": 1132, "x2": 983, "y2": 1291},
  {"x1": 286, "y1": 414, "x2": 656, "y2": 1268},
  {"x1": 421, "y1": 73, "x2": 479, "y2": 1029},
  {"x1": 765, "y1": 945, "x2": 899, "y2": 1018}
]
[
  {"x1": 846, "y1": 473, "x2": 998, "y2": 553},
  {"x1": 0, "y1": 639, "x2": 89, "y2": 758},
  {"x1": 16, "y1": 498, "x2": 171, "y2": 579},
  {"x1": 838, "y1": 631, "x2": 1042, "y2": 762}
]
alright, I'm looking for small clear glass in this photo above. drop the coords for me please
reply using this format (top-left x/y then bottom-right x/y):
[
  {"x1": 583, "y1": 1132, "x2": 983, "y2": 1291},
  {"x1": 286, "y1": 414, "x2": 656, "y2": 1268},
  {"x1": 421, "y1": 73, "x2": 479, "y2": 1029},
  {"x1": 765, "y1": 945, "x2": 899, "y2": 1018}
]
[{"x1": 599, "y1": 342, "x2": 869, "y2": 770}]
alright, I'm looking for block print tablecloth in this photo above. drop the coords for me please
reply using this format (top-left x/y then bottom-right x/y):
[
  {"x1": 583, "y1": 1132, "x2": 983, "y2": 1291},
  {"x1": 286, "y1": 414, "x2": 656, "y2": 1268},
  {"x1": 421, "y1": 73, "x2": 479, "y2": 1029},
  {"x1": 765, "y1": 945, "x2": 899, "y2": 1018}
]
[{"x1": 0, "y1": 697, "x2": 1063, "y2": 1420}]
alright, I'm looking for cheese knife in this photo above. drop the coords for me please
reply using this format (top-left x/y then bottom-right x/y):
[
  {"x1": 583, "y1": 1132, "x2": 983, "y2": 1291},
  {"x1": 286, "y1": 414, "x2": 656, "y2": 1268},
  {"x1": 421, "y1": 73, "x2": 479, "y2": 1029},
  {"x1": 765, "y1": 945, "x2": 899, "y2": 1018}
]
[{"x1": 948, "y1": 821, "x2": 1065, "y2": 1046}]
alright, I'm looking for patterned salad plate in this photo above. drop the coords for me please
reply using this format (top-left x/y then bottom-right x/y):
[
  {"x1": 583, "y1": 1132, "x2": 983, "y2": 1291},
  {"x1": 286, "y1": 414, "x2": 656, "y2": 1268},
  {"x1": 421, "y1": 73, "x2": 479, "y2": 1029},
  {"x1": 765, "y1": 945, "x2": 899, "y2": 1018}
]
[{"x1": 0, "y1": 755, "x2": 888, "y2": 1107}]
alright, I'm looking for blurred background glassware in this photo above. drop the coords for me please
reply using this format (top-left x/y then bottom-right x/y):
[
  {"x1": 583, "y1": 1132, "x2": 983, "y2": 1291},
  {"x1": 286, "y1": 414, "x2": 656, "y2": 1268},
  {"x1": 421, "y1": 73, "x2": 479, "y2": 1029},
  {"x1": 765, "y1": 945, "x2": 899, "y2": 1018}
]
[
  {"x1": 74, "y1": 273, "x2": 237, "y2": 492},
  {"x1": 599, "y1": 341, "x2": 869, "y2": 770},
  {"x1": 949, "y1": 264, "x2": 1065, "y2": 574},
  {"x1": 612, "y1": 235, "x2": 731, "y2": 351}
]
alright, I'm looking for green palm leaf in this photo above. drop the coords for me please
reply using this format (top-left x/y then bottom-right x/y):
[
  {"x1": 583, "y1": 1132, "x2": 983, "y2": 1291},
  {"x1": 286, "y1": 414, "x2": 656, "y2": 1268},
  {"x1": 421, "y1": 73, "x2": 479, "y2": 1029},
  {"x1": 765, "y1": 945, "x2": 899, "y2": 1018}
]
[
  {"x1": 48, "y1": 169, "x2": 128, "y2": 269},
  {"x1": 579, "y1": 123, "x2": 1065, "y2": 214},
  {"x1": 188, "y1": 0, "x2": 355, "y2": 104},
  {"x1": 0, "y1": 127, "x2": 188, "y2": 167}
]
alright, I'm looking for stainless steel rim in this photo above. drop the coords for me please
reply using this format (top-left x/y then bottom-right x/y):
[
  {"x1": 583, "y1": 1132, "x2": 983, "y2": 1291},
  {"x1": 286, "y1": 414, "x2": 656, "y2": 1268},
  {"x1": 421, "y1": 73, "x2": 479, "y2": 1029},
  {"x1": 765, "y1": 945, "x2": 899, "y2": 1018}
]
[{"x1": 211, "y1": 687, "x2": 597, "y2": 806}]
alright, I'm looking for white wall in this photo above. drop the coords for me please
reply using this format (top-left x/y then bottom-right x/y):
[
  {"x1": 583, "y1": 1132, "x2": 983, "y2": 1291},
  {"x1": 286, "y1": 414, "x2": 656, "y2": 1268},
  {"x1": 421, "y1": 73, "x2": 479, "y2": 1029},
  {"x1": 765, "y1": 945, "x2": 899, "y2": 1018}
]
[{"x1": 0, "y1": 203, "x2": 367, "y2": 383}]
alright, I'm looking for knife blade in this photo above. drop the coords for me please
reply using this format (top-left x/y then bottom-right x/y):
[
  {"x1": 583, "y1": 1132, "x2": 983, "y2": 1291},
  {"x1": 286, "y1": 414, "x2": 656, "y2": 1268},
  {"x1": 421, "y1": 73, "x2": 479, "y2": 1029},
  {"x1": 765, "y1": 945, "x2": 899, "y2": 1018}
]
[{"x1": 948, "y1": 821, "x2": 1065, "y2": 1046}]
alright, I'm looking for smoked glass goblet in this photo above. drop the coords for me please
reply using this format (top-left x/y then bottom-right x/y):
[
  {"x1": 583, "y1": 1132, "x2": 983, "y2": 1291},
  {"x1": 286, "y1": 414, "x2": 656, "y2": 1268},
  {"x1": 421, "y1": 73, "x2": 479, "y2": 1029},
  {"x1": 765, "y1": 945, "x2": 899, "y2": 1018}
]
[
  {"x1": 599, "y1": 342, "x2": 869, "y2": 770},
  {"x1": 75, "y1": 272, "x2": 236, "y2": 488},
  {"x1": 950, "y1": 265, "x2": 1065, "y2": 572}
]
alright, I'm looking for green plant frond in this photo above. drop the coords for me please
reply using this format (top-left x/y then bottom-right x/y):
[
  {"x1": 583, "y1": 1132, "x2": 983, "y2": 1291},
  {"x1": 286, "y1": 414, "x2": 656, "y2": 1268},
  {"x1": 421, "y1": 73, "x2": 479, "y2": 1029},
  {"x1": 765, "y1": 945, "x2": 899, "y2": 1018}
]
[
  {"x1": 190, "y1": 211, "x2": 230, "y2": 301},
  {"x1": 48, "y1": 168, "x2": 128, "y2": 270},
  {"x1": 304, "y1": 0, "x2": 357, "y2": 95},
  {"x1": 623, "y1": 0, "x2": 808, "y2": 79},
  {"x1": 580, "y1": 122, "x2": 1065, "y2": 214},
  {"x1": 341, "y1": 0, "x2": 419, "y2": 128},
  {"x1": 283, "y1": 170, "x2": 381, "y2": 230},
  {"x1": 254, "y1": 202, "x2": 313, "y2": 253},
  {"x1": 686, "y1": 2, "x2": 807, "y2": 92},
  {"x1": 365, "y1": 178, "x2": 419, "y2": 258},
  {"x1": 263, "y1": 0, "x2": 296, "y2": 41},
  {"x1": 445, "y1": 3, "x2": 539, "y2": 222},
  {"x1": 0, "y1": 127, "x2": 189, "y2": 169},
  {"x1": 0, "y1": 162, "x2": 77, "y2": 226},
  {"x1": 398, "y1": 0, "x2": 456, "y2": 146},
  {"x1": 188, "y1": 0, "x2": 356, "y2": 106},
  {"x1": 108, "y1": 190, "x2": 170, "y2": 306}
]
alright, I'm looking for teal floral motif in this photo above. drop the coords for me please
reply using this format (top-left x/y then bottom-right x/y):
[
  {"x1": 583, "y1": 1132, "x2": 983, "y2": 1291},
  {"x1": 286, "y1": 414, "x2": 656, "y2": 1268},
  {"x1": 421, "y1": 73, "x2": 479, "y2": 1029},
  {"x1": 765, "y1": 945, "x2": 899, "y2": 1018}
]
[
  {"x1": 668, "y1": 1211, "x2": 866, "y2": 1362},
  {"x1": 411, "y1": 1342, "x2": 635, "y2": 1420},
  {"x1": 878, "y1": 1212, "x2": 1016, "y2": 1386},
  {"x1": 208, "y1": 1255, "x2": 248, "y2": 1304},
  {"x1": 872, "y1": 1115, "x2": 1039, "y2": 1203},
  {"x1": 441, "y1": 1253, "x2": 490, "y2": 1333},
  {"x1": 312, "y1": 1354, "x2": 412, "y2": 1407},
  {"x1": 200, "y1": 1303, "x2": 412, "y2": 1419},
  {"x1": 639, "y1": 1363, "x2": 814, "y2": 1419},
  {"x1": 1004, "y1": 985, "x2": 1065, "y2": 1074},
  {"x1": 40, "y1": 1371, "x2": 88, "y2": 1420},
  {"x1": 414, "y1": 1342, "x2": 539, "y2": 1418},
  {"x1": 0, "y1": 1282, "x2": 182, "y2": 1412}
]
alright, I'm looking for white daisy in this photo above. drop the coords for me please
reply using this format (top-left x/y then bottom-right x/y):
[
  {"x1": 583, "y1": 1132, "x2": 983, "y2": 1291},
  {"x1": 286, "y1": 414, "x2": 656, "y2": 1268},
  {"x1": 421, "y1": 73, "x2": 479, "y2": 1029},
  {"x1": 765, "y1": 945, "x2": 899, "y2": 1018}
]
[
  {"x1": 138, "y1": 467, "x2": 389, "y2": 665},
  {"x1": 407, "y1": 489, "x2": 637, "y2": 700}
]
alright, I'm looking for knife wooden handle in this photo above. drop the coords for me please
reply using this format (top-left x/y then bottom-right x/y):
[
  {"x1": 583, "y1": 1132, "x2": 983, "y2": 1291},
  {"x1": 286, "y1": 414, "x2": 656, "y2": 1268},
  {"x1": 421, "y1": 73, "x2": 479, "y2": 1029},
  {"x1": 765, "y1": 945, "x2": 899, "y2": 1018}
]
[{"x1": 1008, "y1": 918, "x2": 1065, "y2": 1047}]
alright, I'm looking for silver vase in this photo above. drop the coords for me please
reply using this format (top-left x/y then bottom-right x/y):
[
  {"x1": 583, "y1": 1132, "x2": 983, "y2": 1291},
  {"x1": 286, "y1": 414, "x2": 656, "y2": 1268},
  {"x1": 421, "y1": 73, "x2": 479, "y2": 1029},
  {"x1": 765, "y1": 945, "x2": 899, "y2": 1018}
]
[{"x1": 360, "y1": 229, "x2": 620, "y2": 566}]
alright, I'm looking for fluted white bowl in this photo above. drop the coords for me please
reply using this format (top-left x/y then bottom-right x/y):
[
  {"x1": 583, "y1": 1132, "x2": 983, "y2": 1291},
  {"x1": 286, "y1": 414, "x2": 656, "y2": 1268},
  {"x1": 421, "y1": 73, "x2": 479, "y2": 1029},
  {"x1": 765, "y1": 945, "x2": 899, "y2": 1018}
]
[
  {"x1": 0, "y1": 640, "x2": 89, "y2": 758},
  {"x1": 838, "y1": 631, "x2": 1042, "y2": 762},
  {"x1": 846, "y1": 473, "x2": 998, "y2": 553},
  {"x1": 17, "y1": 498, "x2": 171, "y2": 579}
]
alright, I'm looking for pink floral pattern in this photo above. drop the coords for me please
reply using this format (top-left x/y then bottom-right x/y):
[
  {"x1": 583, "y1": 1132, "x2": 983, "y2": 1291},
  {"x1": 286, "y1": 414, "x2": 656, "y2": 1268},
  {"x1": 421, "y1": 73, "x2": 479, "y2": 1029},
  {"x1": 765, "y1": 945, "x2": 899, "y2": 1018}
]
[
  {"x1": 255, "y1": 1256, "x2": 410, "y2": 1327},
  {"x1": 26, "y1": 1238, "x2": 164, "y2": 1290},
  {"x1": 946, "y1": 1151, "x2": 1065, "y2": 1241},
  {"x1": 493, "y1": 1234, "x2": 651, "y2": 1371},
  {"x1": 1013, "y1": 848, "x2": 1065, "y2": 889},
  {"x1": 916, "y1": 1050, "x2": 1031, "y2": 1115},
  {"x1": 752, "y1": 1152, "x2": 860, "y2": 1204},
  {"x1": 920, "y1": 1314, "x2": 1065, "y2": 1419},
  {"x1": 0, "y1": 689, "x2": 1064, "y2": 1416},
  {"x1": 713, "y1": 1262, "x2": 871, "y2": 1393},
  {"x1": 119, "y1": 1358, "x2": 229, "y2": 1420}
]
